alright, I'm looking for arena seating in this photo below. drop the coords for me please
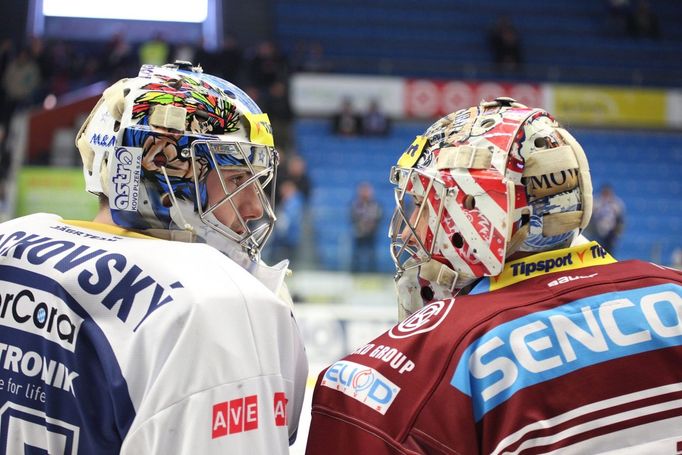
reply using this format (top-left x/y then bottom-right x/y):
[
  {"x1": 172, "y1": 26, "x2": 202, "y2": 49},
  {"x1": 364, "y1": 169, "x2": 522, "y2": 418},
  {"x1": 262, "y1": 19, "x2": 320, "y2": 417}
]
[
  {"x1": 295, "y1": 119, "x2": 682, "y2": 273},
  {"x1": 275, "y1": 0, "x2": 682, "y2": 86}
]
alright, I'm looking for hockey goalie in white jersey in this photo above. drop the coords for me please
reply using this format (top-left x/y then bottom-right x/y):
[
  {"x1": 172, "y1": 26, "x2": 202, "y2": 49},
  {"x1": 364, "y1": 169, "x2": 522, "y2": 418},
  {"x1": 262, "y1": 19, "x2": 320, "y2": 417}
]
[{"x1": 0, "y1": 61, "x2": 307, "y2": 454}]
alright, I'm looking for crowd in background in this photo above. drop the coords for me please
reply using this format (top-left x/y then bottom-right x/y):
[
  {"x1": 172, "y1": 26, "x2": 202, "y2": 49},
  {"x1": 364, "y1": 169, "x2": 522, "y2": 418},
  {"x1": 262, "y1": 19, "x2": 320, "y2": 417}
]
[
  {"x1": 331, "y1": 98, "x2": 391, "y2": 137},
  {"x1": 0, "y1": 31, "x2": 397, "y2": 273},
  {"x1": 0, "y1": 33, "x2": 323, "y2": 269},
  {"x1": 486, "y1": 0, "x2": 660, "y2": 76},
  {"x1": 0, "y1": 1, "x2": 677, "y2": 274},
  {"x1": 0, "y1": 33, "x2": 296, "y2": 155},
  {"x1": 605, "y1": 0, "x2": 660, "y2": 39}
]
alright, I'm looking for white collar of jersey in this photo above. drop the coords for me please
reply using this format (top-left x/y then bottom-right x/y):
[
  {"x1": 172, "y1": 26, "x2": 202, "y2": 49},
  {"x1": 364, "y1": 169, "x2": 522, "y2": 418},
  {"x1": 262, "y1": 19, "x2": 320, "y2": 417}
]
[
  {"x1": 220, "y1": 237, "x2": 291, "y2": 296},
  {"x1": 168, "y1": 201, "x2": 290, "y2": 296},
  {"x1": 68, "y1": 212, "x2": 289, "y2": 297},
  {"x1": 469, "y1": 239, "x2": 616, "y2": 295}
]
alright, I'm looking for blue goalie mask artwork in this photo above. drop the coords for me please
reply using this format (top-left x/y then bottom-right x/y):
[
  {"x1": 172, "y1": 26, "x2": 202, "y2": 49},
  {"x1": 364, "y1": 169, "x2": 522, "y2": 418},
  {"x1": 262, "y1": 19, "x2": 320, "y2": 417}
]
[{"x1": 76, "y1": 62, "x2": 278, "y2": 258}]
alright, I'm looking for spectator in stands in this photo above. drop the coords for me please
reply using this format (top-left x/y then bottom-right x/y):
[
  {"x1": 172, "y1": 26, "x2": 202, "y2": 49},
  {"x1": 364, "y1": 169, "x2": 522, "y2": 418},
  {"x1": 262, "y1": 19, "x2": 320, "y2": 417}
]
[
  {"x1": 139, "y1": 32, "x2": 170, "y2": 66},
  {"x1": 104, "y1": 33, "x2": 135, "y2": 83},
  {"x1": 264, "y1": 80, "x2": 294, "y2": 149},
  {"x1": 190, "y1": 39, "x2": 214, "y2": 74},
  {"x1": 627, "y1": 0, "x2": 660, "y2": 39},
  {"x1": 215, "y1": 34, "x2": 244, "y2": 83},
  {"x1": 270, "y1": 180, "x2": 305, "y2": 267},
  {"x1": 0, "y1": 39, "x2": 11, "y2": 78},
  {"x1": 332, "y1": 97, "x2": 361, "y2": 136},
  {"x1": 242, "y1": 85, "x2": 263, "y2": 112},
  {"x1": 294, "y1": 41, "x2": 333, "y2": 73},
  {"x1": 361, "y1": 98, "x2": 391, "y2": 136},
  {"x1": 28, "y1": 37, "x2": 50, "y2": 88},
  {"x1": 247, "y1": 40, "x2": 288, "y2": 96},
  {"x1": 350, "y1": 181, "x2": 383, "y2": 273},
  {"x1": 2, "y1": 47, "x2": 41, "y2": 113},
  {"x1": 273, "y1": 153, "x2": 313, "y2": 271},
  {"x1": 277, "y1": 154, "x2": 311, "y2": 204},
  {"x1": 488, "y1": 16, "x2": 523, "y2": 72},
  {"x1": 46, "y1": 40, "x2": 79, "y2": 95},
  {"x1": 590, "y1": 184, "x2": 626, "y2": 254}
]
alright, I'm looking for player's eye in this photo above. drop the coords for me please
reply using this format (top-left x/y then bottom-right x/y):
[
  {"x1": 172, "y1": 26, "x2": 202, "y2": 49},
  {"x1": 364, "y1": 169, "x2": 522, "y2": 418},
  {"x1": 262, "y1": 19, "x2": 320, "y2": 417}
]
[{"x1": 229, "y1": 174, "x2": 246, "y2": 186}]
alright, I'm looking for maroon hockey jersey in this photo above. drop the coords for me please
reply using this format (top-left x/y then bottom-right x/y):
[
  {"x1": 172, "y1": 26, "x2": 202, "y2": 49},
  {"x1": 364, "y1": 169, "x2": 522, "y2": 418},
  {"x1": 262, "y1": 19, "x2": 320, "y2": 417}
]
[{"x1": 306, "y1": 242, "x2": 682, "y2": 454}]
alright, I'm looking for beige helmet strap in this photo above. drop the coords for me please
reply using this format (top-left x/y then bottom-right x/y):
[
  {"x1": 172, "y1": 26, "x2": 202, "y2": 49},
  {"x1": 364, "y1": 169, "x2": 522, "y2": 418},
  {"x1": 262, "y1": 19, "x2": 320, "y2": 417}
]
[
  {"x1": 436, "y1": 145, "x2": 493, "y2": 170},
  {"x1": 507, "y1": 223, "x2": 530, "y2": 255},
  {"x1": 103, "y1": 79, "x2": 127, "y2": 120},
  {"x1": 542, "y1": 211, "x2": 585, "y2": 236},
  {"x1": 419, "y1": 259, "x2": 459, "y2": 292},
  {"x1": 149, "y1": 104, "x2": 186, "y2": 130},
  {"x1": 519, "y1": 126, "x2": 593, "y2": 238},
  {"x1": 523, "y1": 146, "x2": 579, "y2": 177},
  {"x1": 504, "y1": 179, "x2": 529, "y2": 257},
  {"x1": 557, "y1": 127, "x2": 593, "y2": 229}
]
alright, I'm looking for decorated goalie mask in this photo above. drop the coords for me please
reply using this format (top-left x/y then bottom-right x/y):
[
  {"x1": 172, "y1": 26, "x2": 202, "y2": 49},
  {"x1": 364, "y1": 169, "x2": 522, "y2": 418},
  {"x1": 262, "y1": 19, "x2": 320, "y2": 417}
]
[
  {"x1": 389, "y1": 98, "x2": 593, "y2": 319},
  {"x1": 76, "y1": 62, "x2": 278, "y2": 259}
]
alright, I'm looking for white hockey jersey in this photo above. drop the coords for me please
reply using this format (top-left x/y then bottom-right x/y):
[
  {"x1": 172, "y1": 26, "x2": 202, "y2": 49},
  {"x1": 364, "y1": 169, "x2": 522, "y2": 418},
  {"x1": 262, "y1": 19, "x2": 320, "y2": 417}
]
[{"x1": 0, "y1": 213, "x2": 308, "y2": 454}]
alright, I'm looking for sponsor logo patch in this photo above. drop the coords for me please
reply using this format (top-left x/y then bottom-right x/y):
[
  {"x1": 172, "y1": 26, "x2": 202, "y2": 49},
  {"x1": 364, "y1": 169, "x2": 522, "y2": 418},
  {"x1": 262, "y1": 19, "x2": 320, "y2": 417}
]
[
  {"x1": 110, "y1": 147, "x2": 142, "y2": 211},
  {"x1": 451, "y1": 283, "x2": 682, "y2": 421},
  {"x1": 548, "y1": 273, "x2": 598, "y2": 287},
  {"x1": 212, "y1": 394, "x2": 259, "y2": 439},
  {"x1": 273, "y1": 392, "x2": 287, "y2": 427},
  {"x1": 321, "y1": 360, "x2": 400, "y2": 415},
  {"x1": 353, "y1": 343, "x2": 416, "y2": 374},
  {"x1": 490, "y1": 242, "x2": 615, "y2": 291},
  {"x1": 389, "y1": 299, "x2": 454, "y2": 339},
  {"x1": 0, "y1": 283, "x2": 83, "y2": 352}
]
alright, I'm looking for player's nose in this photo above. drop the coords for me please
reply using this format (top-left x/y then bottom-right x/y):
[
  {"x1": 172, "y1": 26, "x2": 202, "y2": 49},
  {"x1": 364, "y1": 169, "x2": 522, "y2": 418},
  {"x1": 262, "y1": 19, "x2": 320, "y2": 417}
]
[
  {"x1": 400, "y1": 207, "x2": 422, "y2": 245},
  {"x1": 237, "y1": 183, "x2": 264, "y2": 222}
]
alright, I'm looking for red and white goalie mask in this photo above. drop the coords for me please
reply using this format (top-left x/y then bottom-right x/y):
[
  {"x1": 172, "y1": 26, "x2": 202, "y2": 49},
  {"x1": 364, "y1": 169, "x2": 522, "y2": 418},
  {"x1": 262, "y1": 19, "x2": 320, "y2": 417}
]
[{"x1": 389, "y1": 98, "x2": 593, "y2": 320}]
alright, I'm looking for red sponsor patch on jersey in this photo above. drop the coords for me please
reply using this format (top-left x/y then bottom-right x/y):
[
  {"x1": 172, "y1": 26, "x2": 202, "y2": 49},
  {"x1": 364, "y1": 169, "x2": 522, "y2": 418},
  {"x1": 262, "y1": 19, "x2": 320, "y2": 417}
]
[
  {"x1": 274, "y1": 392, "x2": 288, "y2": 427},
  {"x1": 212, "y1": 394, "x2": 259, "y2": 439}
]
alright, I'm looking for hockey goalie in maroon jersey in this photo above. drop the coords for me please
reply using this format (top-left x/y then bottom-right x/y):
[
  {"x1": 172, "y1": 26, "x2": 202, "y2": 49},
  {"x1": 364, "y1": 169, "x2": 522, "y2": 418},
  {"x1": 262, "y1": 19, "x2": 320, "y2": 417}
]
[{"x1": 306, "y1": 98, "x2": 682, "y2": 454}]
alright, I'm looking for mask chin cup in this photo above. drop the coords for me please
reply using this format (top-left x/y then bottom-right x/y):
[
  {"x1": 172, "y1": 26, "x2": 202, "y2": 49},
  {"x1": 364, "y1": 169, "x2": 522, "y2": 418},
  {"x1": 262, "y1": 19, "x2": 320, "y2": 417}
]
[
  {"x1": 169, "y1": 197, "x2": 288, "y2": 294},
  {"x1": 419, "y1": 259, "x2": 459, "y2": 294},
  {"x1": 395, "y1": 265, "x2": 423, "y2": 322},
  {"x1": 395, "y1": 258, "x2": 462, "y2": 322},
  {"x1": 168, "y1": 199, "x2": 243, "y2": 253}
]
